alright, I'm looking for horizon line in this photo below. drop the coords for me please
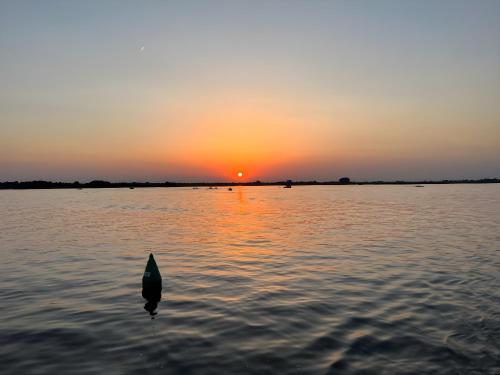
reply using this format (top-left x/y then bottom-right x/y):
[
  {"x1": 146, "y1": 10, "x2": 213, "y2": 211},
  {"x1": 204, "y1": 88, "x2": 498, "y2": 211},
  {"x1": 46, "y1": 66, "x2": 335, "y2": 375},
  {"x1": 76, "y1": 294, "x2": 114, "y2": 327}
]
[{"x1": 1, "y1": 177, "x2": 499, "y2": 190}]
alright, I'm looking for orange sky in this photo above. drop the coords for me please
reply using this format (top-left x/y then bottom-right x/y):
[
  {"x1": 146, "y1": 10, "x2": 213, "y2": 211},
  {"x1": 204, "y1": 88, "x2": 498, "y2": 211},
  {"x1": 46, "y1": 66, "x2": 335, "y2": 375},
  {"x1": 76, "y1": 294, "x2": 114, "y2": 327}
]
[{"x1": 1, "y1": 1, "x2": 499, "y2": 181}]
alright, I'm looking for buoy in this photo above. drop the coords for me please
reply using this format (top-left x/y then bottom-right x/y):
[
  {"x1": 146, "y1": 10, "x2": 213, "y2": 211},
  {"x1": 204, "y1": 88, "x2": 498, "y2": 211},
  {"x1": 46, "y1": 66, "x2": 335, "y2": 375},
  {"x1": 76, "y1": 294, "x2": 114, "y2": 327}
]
[{"x1": 142, "y1": 254, "x2": 162, "y2": 301}]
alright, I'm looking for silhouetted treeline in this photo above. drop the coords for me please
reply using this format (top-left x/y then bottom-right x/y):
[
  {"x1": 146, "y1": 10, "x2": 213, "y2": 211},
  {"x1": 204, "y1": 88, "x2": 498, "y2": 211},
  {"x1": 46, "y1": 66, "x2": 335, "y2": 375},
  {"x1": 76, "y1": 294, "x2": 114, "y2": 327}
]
[{"x1": 0, "y1": 178, "x2": 498, "y2": 190}]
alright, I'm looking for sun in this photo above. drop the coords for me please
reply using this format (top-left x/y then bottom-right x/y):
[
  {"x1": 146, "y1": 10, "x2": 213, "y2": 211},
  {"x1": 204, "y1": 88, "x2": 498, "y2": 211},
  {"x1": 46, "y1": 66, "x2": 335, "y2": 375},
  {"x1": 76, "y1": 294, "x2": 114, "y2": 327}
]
[{"x1": 237, "y1": 171, "x2": 243, "y2": 177}]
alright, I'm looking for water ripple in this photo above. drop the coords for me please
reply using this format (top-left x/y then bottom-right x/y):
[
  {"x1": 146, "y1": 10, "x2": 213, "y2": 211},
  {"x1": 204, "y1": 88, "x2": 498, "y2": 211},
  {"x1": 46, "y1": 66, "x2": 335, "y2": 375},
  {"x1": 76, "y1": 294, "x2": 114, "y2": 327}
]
[{"x1": 0, "y1": 185, "x2": 499, "y2": 374}]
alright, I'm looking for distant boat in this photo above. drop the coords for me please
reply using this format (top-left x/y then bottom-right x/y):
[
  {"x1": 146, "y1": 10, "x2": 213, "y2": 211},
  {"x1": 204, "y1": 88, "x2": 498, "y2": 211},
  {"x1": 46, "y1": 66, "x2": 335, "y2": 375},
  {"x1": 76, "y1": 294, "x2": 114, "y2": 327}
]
[
  {"x1": 129, "y1": 187, "x2": 135, "y2": 189},
  {"x1": 228, "y1": 187, "x2": 233, "y2": 191},
  {"x1": 415, "y1": 185, "x2": 424, "y2": 187}
]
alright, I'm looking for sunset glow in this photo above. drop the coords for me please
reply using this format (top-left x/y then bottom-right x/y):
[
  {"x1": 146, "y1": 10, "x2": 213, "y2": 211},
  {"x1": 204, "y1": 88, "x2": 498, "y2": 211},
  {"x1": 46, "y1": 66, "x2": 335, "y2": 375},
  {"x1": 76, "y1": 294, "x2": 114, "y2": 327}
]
[
  {"x1": 0, "y1": 1, "x2": 499, "y2": 182},
  {"x1": 0, "y1": 3, "x2": 499, "y2": 373}
]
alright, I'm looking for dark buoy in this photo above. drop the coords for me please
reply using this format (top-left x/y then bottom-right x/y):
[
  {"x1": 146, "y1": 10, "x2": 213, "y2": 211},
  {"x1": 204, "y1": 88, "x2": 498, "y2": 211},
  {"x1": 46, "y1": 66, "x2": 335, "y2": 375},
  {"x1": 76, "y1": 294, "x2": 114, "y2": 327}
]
[{"x1": 142, "y1": 254, "x2": 162, "y2": 317}]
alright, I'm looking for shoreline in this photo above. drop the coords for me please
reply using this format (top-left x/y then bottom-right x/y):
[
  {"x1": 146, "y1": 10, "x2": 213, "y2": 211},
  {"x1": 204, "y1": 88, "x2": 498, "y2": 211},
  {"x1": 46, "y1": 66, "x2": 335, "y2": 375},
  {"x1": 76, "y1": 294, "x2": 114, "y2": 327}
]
[{"x1": 0, "y1": 178, "x2": 499, "y2": 190}]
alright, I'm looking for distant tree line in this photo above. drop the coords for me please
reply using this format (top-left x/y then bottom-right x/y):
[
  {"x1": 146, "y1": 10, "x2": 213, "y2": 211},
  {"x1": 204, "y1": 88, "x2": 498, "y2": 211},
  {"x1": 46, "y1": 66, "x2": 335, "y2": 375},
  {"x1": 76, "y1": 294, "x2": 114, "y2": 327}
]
[{"x1": 0, "y1": 178, "x2": 498, "y2": 190}]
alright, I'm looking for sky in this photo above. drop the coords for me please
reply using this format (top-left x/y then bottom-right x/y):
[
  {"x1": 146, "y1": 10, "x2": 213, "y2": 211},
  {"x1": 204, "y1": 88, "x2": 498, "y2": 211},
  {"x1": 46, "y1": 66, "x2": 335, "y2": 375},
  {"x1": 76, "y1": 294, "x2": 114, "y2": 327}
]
[{"x1": 1, "y1": 0, "x2": 499, "y2": 182}]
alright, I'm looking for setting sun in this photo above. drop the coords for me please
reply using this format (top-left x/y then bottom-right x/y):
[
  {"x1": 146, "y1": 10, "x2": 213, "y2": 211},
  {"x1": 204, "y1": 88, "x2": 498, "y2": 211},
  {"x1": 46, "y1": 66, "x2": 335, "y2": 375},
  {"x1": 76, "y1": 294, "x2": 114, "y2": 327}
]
[{"x1": 0, "y1": 2, "x2": 499, "y2": 375}]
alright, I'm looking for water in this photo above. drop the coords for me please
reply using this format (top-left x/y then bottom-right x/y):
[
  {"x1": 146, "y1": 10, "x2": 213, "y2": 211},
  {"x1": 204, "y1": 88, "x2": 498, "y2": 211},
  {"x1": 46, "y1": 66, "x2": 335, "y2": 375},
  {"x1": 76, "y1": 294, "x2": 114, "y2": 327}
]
[{"x1": 0, "y1": 185, "x2": 499, "y2": 374}]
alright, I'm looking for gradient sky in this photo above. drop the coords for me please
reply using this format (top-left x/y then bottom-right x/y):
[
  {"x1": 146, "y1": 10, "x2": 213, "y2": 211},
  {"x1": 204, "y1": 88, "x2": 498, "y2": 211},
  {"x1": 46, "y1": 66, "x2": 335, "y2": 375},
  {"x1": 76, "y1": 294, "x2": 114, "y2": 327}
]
[{"x1": 1, "y1": 0, "x2": 499, "y2": 182}]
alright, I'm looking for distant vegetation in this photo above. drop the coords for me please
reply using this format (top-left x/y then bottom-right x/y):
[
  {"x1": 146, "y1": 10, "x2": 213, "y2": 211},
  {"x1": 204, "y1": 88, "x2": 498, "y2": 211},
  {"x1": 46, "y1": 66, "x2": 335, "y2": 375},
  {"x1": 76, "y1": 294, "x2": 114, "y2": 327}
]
[
  {"x1": 339, "y1": 177, "x2": 350, "y2": 184},
  {"x1": 0, "y1": 178, "x2": 498, "y2": 190}
]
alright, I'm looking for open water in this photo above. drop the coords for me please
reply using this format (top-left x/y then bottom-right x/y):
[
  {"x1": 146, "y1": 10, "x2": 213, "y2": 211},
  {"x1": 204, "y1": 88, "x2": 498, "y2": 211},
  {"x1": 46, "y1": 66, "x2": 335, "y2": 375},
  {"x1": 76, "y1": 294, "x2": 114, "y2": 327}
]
[{"x1": 0, "y1": 185, "x2": 499, "y2": 374}]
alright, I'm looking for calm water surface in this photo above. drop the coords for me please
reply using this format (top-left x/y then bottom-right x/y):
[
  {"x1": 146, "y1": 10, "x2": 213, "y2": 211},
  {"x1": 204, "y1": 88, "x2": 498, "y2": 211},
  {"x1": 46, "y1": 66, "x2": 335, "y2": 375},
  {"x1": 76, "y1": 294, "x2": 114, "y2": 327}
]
[{"x1": 0, "y1": 185, "x2": 499, "y2": 374}]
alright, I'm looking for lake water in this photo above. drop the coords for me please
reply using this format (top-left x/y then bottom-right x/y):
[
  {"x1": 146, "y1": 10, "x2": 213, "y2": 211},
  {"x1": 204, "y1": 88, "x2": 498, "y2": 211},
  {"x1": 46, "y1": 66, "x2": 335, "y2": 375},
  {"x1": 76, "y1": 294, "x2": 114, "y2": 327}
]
[{"x1": 0, "y1": 185, "x2": 499, "y2": 374}]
